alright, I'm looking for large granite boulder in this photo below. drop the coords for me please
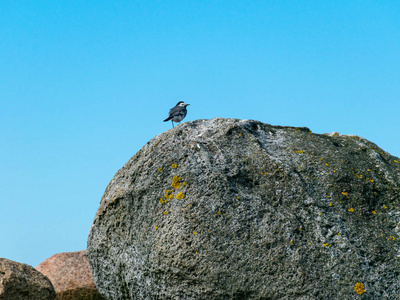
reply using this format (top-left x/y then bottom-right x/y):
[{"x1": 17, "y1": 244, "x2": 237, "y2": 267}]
[
  {"x1": 36, "y1": 250, "x2": 104, "y2": 300},
  {"x1": 87, "y1": 118, "x2": 400, "y2": 299},
  {"x1": 0, "y1": 258, "x2": 55, "y2": 300}
]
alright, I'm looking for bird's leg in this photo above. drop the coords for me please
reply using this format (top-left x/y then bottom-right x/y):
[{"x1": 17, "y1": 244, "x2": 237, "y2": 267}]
[{"x1": 171, "y1": 120, "x2": 174, "y2": 128}]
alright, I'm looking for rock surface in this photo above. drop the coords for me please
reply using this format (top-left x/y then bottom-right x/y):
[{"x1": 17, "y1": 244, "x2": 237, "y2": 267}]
[
  {"x1": 0, "y1": 258, "x2": 55, "y2": 300},
  {"x1": 87, "y1": 118, "x2": 400, "y2": 299},
  {"x1": 36, "y1": 250, "x2": 104, "y2": 300}
]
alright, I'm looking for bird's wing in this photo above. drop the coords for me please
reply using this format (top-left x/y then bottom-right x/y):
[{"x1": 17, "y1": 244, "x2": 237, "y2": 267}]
[{"x1": 168, "y1": 106, "x2": 182, "y2": 117}]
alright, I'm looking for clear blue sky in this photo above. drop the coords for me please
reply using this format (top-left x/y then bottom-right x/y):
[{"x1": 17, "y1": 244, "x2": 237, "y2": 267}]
[{"x1": 1, "y1": 1, "x2": 399, "y2": 267}]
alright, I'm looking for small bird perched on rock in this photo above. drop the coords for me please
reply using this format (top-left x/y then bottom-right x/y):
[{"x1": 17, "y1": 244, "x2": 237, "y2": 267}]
[{"x1": 163, "y1": 101, "x2": 190, "y2": 128}]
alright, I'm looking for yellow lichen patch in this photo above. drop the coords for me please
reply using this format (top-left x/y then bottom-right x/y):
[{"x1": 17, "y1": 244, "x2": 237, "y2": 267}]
[
  {"x1": 155, "y1": 226, "x2": 159, "y2": 230},
  {"x1": 172, "y1": 175, "x2": 181, "y2": 182},
  {"x1": 383, "y1": 205, "x2": 388, "y2": 209},
  {"x1": 370, "y1": 179, "x2": 374, "y2": 182},
  {"x1": 167, "y1": 194, "x2": 173, "y2": 199},
  {"x1": 290, "y1": 240, "x2": 294, "y2": 245},
  {"x1": 160, "y1": 198, "x2": 166, "y2": 204},
  {"x1": 183, "y1": 182, "x2": 187, "y2": 186},
  {"x1": 390, "y1": 236, "x2": 396, "y2": 240},
  {"x1": 297, "y1": 150, "x2": 304, "y2": 154},
  {"x1": 325, "y1": 163, "x2": 329, "y2": 167},
  {"x1": 348, "y1": 208, "x2": 354, "y2": 212},
  {"x1": 394, "y1": 160, "x2": 399, "y2": 163},
  {"x1": 322, "y1": 243, "x2": 331, "y2": 247},
  {"x1": 171, "y1": 175, "x2": 182, "y2": 189},
  {"x1": 163, "y1": 210, "x2": 168, "y2": 215},
  {"x1": 157, "y1": 167, "x2": 163, "y2": 172},
  {"x1": 354, "y1": 282, "x2": 365, "y2": 295},
  {"x1": 193, "y1": 231, "x2": 197, "y2": 235},
  {"x1": 342, "y1": 192, "x2": 349, "y2": 196},
  {"x1": 171, "y1": 182, "x2": 181, "y2": 189},
  {"x1": 176, "y1": 192, "x2": 184, "y2": 200},
  {"x1": 217, "y1": 211, "x2": 221, "y2": 215},
  {"x1": 372, "y1": 211, "x2": 377, "y2": 214},
  {"x1": 329, "y1": 203, "x2": 332, "y2": 207},
  {"x1": 171, "y1": 163, "x2": 178, "y2": 168}
]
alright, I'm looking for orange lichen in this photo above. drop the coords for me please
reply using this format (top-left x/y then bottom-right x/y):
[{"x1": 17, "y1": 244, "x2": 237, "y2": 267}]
[
  {"x1": 354, "y1": 282, "x2": 365, "y2": 295},
  {"x1": 348, "y1": 208, "x2": 354, "y2": 212},
  {"x1": 342, "y1": 192, "x2": 348, "y2": 196}
]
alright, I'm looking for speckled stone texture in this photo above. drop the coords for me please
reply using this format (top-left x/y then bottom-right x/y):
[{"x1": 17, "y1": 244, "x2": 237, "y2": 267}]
[
  {"x1": 87, "y1": 118, "x2": 400, "y2": 299},
  {"x1": 0, "y1": 258, "x2": 55, "y2": 300},
  {"x1": 36, "y1": 250, "x2": 104, "y2": 300}
]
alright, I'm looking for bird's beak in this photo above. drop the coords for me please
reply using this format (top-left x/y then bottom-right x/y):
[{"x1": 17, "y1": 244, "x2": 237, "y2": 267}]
[{"x1": 186, "y1": 104, "x2": 190, "y2": 106}]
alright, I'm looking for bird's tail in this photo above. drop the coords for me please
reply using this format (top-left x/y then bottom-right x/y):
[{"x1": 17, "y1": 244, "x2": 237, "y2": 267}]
[{"x1": 163, "y1": 117, "x2": 172, "y2": 122}]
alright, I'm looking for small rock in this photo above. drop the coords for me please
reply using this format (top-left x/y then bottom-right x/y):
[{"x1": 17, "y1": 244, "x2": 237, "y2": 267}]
[
  {"x1": 36, "y1": 250, "x2": 104, "y2": 300},
  {"x1": 0, "y1": 258, "x2": 55, "y2": 300}
]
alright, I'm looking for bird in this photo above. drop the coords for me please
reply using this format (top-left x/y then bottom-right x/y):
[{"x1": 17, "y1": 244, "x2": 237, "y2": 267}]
[{"x1": 163, "y1": 101, "x2": 190, "y2": 128}]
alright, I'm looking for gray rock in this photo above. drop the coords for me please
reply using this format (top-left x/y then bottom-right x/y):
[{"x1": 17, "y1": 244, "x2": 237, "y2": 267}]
[
  {"x1": 87, "y1": 118, "x2": 400, "y2": 299},
  {"x1": 0, "y1": 258, "x2": 56, "y2": 300}
]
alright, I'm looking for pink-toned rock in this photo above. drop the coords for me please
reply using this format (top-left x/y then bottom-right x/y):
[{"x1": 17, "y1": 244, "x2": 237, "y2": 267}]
[
  {"x1": 36, "y1": 250, "x2": 104, "y2": 300},
  {"x1": 0, "y1": 258, "x2": 56, "y2": 300}
]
